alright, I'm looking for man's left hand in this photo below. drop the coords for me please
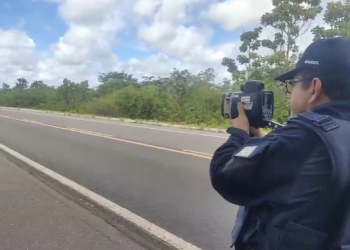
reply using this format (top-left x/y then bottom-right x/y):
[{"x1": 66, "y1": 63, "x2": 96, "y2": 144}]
[
  {"x1": 250, "y1": 127, "x2": 266, "y2": 137},
  {"x1": 230, "y1": 102, "x2": 249, "y2": 134}
]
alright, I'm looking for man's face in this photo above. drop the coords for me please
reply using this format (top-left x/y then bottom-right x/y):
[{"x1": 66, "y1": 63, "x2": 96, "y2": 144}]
[{"x1": 287, "y1": 72, "x2": 324, "y2": 116}]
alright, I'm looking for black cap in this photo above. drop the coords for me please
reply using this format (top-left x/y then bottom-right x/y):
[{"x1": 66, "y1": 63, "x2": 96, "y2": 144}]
[{"x1": 275, "y1": 37, "x2": 350, "y2": 82}]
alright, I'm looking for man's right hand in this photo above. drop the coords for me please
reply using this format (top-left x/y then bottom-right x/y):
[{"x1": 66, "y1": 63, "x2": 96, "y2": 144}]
[{"x1": 230, "y1": 102, "x2": 250, "y2": 134}]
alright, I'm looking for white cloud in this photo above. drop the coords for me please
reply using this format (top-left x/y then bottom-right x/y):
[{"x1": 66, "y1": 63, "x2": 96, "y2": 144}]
[
  {"x1": 0, "y1": 29, "x2": 37, "y2": 84},
  {"x1": 0, "y1": 0, "x2": 336, "y2": 86},
  {"x1": 35, "y1": 0, "x2": 129, "y2": 85},
  {"x1": 138, "y1": 24, "x2": 212, "y2": 61},
  {"x1": 133, "y1": 0, "x2": 162, "y2": 18},
  {"x1": 126, "y1": 53, "x2": 182, "y2": 78},
  {"x1": 134, "y1": 0, "x2": 239, "y2": 82},
  {"x1": 202, "y1": 0, "x2": 273, "y2": 31}
]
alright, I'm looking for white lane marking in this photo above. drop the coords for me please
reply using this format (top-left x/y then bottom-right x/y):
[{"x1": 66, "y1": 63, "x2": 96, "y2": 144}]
[
  {"x1": 0, "y1": 114, "x2": 212, "y2": 159},
  {"x1": 0, "y1": 143, "x2": 202, "y2": 250},
  {"x1": 182, "y1": 149, "x2": 213, "y2": 157},
  {"x1": 0, "y1": 107, "x2": 228, "y2": 139}
]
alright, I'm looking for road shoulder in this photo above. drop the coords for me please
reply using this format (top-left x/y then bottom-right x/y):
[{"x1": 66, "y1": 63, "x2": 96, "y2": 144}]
[
  {"x1": 0, "y1": 154, "x2": 164, "y2": 250},
  {"x1": 0, "y1": 106, "x2": 227, "y2": 133}
]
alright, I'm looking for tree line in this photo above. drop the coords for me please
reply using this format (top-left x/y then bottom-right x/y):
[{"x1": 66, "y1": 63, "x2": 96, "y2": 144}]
[{"x1": 0, "y1": 0, "x2": 349, "y2": 128}]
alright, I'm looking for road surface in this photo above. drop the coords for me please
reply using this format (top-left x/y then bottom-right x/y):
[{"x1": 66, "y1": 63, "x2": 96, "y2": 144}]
[
  {"x1": 0, "y1": 107, "x2": 237, "y2": 250},
  {"x1": 0, "y1": 151, "x2": 150, "y2": 250}
]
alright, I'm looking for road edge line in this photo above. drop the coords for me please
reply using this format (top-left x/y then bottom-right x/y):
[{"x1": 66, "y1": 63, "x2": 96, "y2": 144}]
[
  {"x1": 0, "y1": 143, "x2": 202, "y2": 250},
  {"x1": 0, "y1": 106, "x2": 227, "y2": 135}
]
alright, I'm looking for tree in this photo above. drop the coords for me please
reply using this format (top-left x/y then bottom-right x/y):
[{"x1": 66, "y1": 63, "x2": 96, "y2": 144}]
[
  {"x1": 260, "y1": 0, "x2": 323, "y2": 70},
  {"x1": 56, "y1": 78, "x2": 92, "y2": 110},
  {"x1": 1, "y1": 83, "x2": 10, "y2": 91},
  {"x1": 221, "y1": 57, "x2": 238, "y2": 75},
  {"x1": 98, "y1": 71, "x2": 137, "y2": 83},
  {"x1": 221, "y1": 57, "x2": 246, "y2": 88},
  {"x1": 312, "y1": 0, "x2": 350, "y2": 39},
  {"x1": 168, "y1": 68, "x2": 192, "y2": 100},
  {"x1": 30, "y1": 80, "x2": 47, "y2": 89},
  {"x1": 96, "y1": 71, "x2": 139, "y2": 97},
  {"x1": 237, "y1": 27, "x2": 263, "y2": 80},
  {"x1": 14, "y1": 78, "x2": 29, "y2": 90},
  {"x1": 197, "y1": 68, "x2": 217, "y2": 84}
]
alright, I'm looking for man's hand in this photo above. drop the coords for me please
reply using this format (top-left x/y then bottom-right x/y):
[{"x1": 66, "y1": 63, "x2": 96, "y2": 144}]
[
  {"x1": 230, "y1": 102, "x2": 249, "y2": 134},
  {"x1": 230, "y1": 102, "x2": 267, "y2": 137},
  {"x1": 249, "y1": 127, "x2": 266, "y2": 137}
]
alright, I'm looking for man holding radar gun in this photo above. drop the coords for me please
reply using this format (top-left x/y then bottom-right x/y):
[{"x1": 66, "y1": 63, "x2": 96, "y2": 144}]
[{"x1": 210, "y1": 37, "x2": 350, "y2": 250}]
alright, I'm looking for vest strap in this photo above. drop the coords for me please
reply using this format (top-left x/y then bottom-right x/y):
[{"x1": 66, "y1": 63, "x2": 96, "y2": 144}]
[
  {"x1": 242, "y1": 217, "x2": 266, "y2": 243},
  {"x1": 298, "y1": 111, "x2": 339, "y2": 131},
  {"x1": 230, "y1": 206, "x2": 249, "y2": 247}
]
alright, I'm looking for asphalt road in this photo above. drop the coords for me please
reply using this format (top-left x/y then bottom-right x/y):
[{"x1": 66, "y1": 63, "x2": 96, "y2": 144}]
[
  {"x1": 0, "y1": 108, "x2": 237, "y2": 250},
  {"x1": 0, "y1": 153, "x2": 149, "y2": 250}
]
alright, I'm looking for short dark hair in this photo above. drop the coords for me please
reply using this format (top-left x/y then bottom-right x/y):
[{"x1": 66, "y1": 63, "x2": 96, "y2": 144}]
[{"x1": 299, "y1": 69, "x2": 350, "y2": 101}]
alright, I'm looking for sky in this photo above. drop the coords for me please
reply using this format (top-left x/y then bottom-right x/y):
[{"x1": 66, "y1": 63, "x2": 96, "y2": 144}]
[{"x1": 0, "y1": 0, "x2": 331, "y2": 87}]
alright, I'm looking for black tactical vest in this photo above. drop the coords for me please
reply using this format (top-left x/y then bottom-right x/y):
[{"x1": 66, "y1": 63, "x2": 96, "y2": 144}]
[{"x1": 232, "y1": 110, "x2": 350, "y2": 250}]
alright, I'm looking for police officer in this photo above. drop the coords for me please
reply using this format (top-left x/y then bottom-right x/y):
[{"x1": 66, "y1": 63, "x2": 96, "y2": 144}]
[{"x1": 210, "y1": 37, "x2": 350, "y2": 250}]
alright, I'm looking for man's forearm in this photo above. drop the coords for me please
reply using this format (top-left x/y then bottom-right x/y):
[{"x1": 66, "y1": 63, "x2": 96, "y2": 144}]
[
  {"x1": 210, "y1": 128, "x2": 249, "y2": 178},
  {"x1": 209, "y1": 128, "x2": 252, "y2": 205}
]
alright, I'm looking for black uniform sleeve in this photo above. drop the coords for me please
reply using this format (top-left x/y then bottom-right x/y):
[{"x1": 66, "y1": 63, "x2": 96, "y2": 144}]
[{"x1": 209, "y1": 121, "x2": 327, "y2": 207}]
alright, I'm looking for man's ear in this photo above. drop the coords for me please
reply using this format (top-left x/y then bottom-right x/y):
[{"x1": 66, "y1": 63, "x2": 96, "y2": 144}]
[{"x1": 308, "y1": 78, "x2": 322, "y2": 103}]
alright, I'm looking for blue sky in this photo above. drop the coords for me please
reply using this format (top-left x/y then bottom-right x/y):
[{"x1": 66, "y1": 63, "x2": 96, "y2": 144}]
[
  {"x1": 0, "y1": 0, "x2": 245, "y2": 60},
  {"x1": 0, "y1": 0, "x2": 318, "y2": 86},
  {"x1": 0, "y1": 0, "x2": 157, "y2": 60},
  {"x1": 1, "y1": 0, "x2": 63, "y2": 51}
]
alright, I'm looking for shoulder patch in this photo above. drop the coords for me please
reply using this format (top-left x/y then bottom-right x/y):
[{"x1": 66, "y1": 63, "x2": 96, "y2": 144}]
[
  {"x1": 297, "y1": 110, "x2": 339, "y2": 132},
  {"x1": 234, "y1": 146, "x2": 258, "y2": 158}
]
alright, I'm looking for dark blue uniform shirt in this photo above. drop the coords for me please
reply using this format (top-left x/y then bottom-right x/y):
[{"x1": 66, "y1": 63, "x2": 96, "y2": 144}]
[
  {"x1": 210, "y1": 102, "x2": 350, "y2": 249},
  {"x1": 210, "y1": 119, "x2": 331, "y2": 208}
]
